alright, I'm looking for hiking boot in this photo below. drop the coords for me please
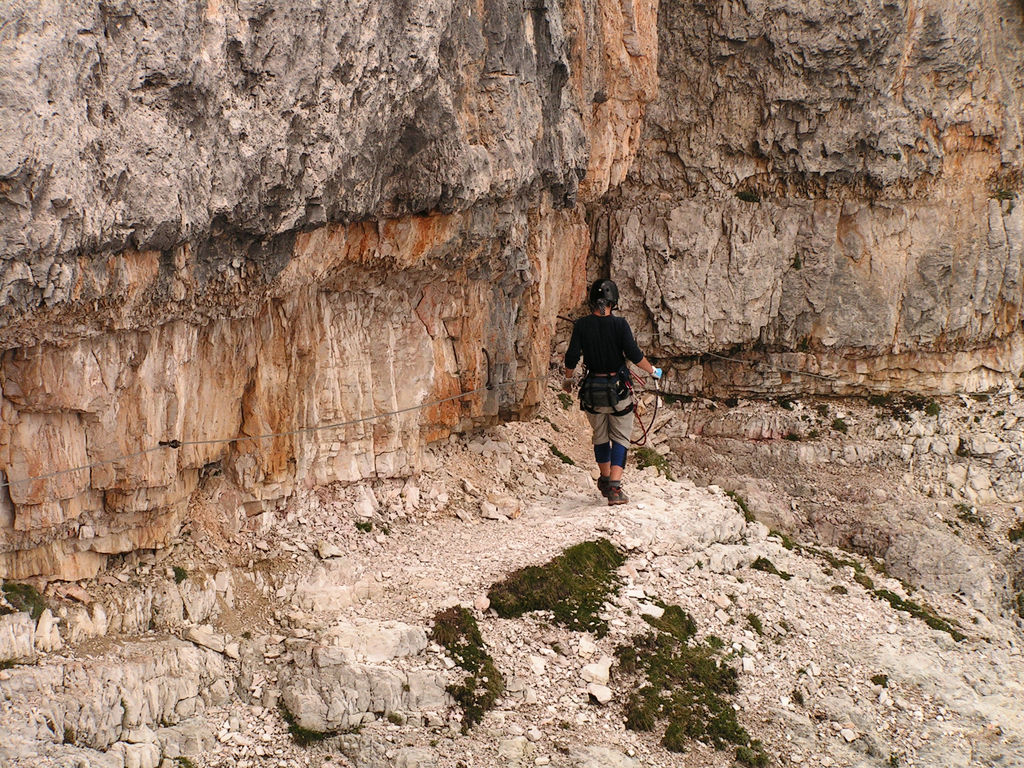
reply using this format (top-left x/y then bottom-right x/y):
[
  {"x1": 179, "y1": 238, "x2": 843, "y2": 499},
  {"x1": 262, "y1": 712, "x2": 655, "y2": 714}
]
[
  {"x1": 606, "y1": 484, "x2": 629, "y2": 506},
  {"x1": 597, "y1": 475, "x2": 611, "y2": 498}
]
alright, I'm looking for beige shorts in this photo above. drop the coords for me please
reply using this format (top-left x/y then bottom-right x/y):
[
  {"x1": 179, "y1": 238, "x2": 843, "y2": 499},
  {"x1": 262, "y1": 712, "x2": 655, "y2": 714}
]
[{"x1": 586, "y1": 397, "x2": 634, "y2": 446}]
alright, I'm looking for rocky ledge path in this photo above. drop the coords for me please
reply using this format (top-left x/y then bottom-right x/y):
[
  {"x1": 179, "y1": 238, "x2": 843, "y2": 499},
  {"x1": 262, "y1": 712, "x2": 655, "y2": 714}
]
[{"x1": 2, "y1": 387, "x2": 1023, "y2": 768}]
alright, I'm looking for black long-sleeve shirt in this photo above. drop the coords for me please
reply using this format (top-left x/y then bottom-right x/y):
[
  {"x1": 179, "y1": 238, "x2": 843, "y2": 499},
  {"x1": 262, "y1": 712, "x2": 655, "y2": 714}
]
[{"x1": 564, "y1": 314, "x2": 644, "y2": 374}]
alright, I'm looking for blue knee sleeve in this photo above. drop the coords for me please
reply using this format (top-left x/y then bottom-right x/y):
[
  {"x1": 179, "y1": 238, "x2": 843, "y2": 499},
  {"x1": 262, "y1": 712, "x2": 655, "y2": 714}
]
[
  {"x1": 594, "y1": 442, "x2": 611, "y2": 464},
  {"x1": 610, "y1": 441, "x2": 628, "y2": 468}
]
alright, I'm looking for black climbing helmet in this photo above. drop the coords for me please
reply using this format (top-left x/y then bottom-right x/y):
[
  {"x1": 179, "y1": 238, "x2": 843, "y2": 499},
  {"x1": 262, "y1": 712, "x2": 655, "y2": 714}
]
[{"x1": 588, "y1": 278, "x2": 619, "y2": 310}]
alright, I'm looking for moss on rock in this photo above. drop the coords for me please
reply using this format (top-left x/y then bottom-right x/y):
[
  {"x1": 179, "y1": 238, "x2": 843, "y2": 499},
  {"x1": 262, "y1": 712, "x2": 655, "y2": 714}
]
[
  {"x1": 487, "y1": 539, "x2": 624, "y2": 636},
  {"x1": 431, "y1": 605, "x2": 503, "y2": 731}
]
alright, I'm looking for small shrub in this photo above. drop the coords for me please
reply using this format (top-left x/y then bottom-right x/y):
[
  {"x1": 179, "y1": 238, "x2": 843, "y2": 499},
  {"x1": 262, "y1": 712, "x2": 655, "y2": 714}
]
[
  {"x1": 783, "y1": 432, "x2": 801, "y2": 441},
  {"x1": 831, "y1": 585, "x2": 848, "y2": 595},
  {"x1": 355, "y1": 520, "x2": 373, "y2": 533},
  {"x1": 746, "y1": 613, "x2": 764, "y2": 636},
  {"x1": 386, "y1": 712, "x2": 404, "y2": 725},
  {"x1": 769, "y1": 530, "x2": 797, "y2": 550},
  {"x1": 725, "y1": 491, "x2": 755, "y2": 524},
  {"x1": 0, "y1": 582, "x2": 47, "y2": 621},
  {"x1": 791, "y1": 688, "x2": 805, "y2": 706},
  {"x1": 1007, "y1": 521, "x2": 1024, "y2": 543},
  {"x1": 431, "y1": 606, "x2": 504, "y2": 731},
  {"x1": 487, "y1": 539, "x2": 624, "y2": 636},
  {"x1": 925, "y1": 401, "x2": 940, "y2": 417},
  {"x1": 172, "y1": 566, "x2": 188, "y2": 584},
  {"x1": 815, "y1": 403, "x2": 829, "y2": 417},
  {"x1": 174, "y1": 759, "x2": 197, "y2": 768},
  {"x1": 557, "y1": 392, "x2": 573, "y2": 410},
  {"x1": 871, "y1": 673, "x2": 889, "y2": 688},
  {"x1": 546, "y1": 442, "x2": 575, "y2": 466},
  {"x1": 872, "y1": 589, "x2": 965, "y2": 641},
  {"x1": 832, "y1": 418, "x2": 848, "y2": 434},
  {"x1": 634, "y1": 447, "x2": 674, "y2": 480},
  {"x1": 956, "y1": 504, "x2": 985, "y2": 527},
  {"x1": 751, "y1": 557, "x2": 792, "y2": 581},
  {"x1": 854, "y1": 572, "x2": 875, "y2": 590},
  {"x1": 736, "y1": 189, "x2": 761, "y2": 203},
  {"x1": 279, "y1": 704, "x2": 336, "y2": 746},
  {"x1": 736, "y1": 743, "x2": 770, "y2": 766}
]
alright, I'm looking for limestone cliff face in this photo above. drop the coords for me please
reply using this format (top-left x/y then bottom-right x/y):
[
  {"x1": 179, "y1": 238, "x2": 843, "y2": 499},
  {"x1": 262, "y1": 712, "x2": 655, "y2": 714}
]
[
  {"x1": 597, "y1": 0, "x2": 1024, "y2": 395},
  {"x1": 3, "y1": 0, "x2": 1024, "y2": 579},
  {"x1": 0, "y1": 0, "x2": 656, "y2": 578}
]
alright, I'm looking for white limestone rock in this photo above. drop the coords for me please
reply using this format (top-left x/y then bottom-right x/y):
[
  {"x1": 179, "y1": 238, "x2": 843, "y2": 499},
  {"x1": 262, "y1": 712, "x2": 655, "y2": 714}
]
[{"x1": 0, "y1": 612, "x2": 35, "y2": 663}]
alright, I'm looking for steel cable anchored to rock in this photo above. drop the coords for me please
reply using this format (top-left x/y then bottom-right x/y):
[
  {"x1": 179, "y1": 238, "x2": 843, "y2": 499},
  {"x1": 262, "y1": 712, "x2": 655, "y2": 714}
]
[{"x1": 0, "y1": 372, "x2": 552, "y2": 492}]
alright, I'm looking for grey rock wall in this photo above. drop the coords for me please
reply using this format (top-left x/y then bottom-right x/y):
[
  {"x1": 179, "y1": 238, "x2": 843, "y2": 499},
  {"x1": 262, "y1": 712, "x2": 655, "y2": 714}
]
[{"x1": 598, "y1": 0, "x2": 1024, "y2": 394}]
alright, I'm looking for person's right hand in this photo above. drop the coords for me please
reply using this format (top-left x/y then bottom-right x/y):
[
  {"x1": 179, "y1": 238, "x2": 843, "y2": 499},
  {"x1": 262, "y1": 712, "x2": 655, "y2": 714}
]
[{"x1": 562, "y1": 377, "x2": 574, "y2": 392}]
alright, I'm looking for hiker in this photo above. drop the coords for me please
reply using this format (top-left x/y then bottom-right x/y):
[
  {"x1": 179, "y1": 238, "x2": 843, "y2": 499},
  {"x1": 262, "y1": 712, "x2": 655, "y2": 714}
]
[{"x1": 563, "y1": 279, "x2": 661, "y2": 505}]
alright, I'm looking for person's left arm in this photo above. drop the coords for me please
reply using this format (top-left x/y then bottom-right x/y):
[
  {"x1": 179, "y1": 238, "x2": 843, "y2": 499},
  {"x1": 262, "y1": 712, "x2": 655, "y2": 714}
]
[{"x1": 619, "y1": 318, "x2": 661, "y2": 378}]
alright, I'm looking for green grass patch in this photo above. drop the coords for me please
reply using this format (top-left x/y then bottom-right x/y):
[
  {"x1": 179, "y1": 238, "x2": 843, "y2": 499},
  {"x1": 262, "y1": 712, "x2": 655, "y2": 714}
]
[
  {"x1": 488, "y1": 539, "x2": 624, "y2": 636},
  {"x1": 831, "y1": 418, "x2": 848, "y2": 434},
  {"x1": 725, "y1": 491, "x2": 755, "y2": 524},
  {"x1": 871, "y1": 673, "x2": 889, "y2": 688},
  {"x1": 557, "y1": 392, "x2": 573, "y2": 410},
  {"x1": 750, "y1": 557, "x2": 792, "y2": 581},
  {"x1": 642, "y1": 604, "x2": 697, "y2": 641},
  {"x1": 431, "y1": 606, "x2": 504, "y2": 731},
  {"x1": 0, "y1": 582, "x2": 47, "y2": 621},
  {"x1": 736, "y1": 189, "x2": 761, "y2": 203},
  {"x1": 172, "y1": 566, "x2": 188, "y2": 584},
  {"x1": 634, "y1": 447, "x2": 674, "y2": 480},
  {"x1": 925, "y1": 401, "x2": 940, "y2": 417},
  {"x1": 831, "y1": 585, "x2": 848, "y2": 595},
  {"x1": 354, "y1": 520, "x2": 373, "y2": 533},
  {"x1": 617, "y1": 604, "x2": 768, "y2": 763}
]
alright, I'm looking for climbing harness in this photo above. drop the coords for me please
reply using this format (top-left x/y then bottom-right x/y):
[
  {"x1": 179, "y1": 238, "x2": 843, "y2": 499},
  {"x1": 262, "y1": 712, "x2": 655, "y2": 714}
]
[{"x1": 577, "y1": 365, "x2": 633, "y2": 415}]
